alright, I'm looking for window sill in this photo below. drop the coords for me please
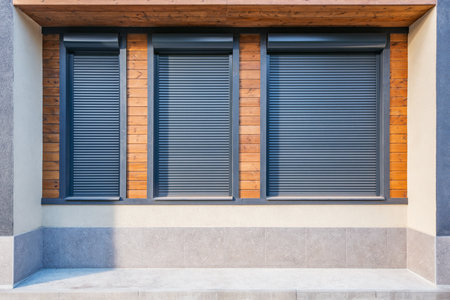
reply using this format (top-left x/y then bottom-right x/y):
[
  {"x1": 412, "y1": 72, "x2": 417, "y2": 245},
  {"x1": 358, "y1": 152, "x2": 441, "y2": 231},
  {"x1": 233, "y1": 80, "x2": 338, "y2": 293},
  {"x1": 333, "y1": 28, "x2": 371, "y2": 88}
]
[
  {"x1": 152, "y1": 196, "x2": 234, "y2": 202},
  {"x1": 42, "y1": 197, "x2": 407, "y2": 205},
  {"x1": 64, "y1": 196, "x2": 121, "y2": 201},
  {"x1": 266, "y1": 196, "x2": 386, "y2": 201}
]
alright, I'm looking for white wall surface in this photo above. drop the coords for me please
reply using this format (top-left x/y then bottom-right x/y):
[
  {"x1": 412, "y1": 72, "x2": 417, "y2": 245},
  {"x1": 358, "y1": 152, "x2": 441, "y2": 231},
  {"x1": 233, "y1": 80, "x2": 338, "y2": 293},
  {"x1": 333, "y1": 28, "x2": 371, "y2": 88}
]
[
  {"x1": 407, "y1": 8, "x2": 437, "y2": 237},
  {"x1": 43, "y1": 205, "x2": 407, "y2": 228},
  {"x1": 13, "y1": 8, "x2": 42, "y2": 235}
]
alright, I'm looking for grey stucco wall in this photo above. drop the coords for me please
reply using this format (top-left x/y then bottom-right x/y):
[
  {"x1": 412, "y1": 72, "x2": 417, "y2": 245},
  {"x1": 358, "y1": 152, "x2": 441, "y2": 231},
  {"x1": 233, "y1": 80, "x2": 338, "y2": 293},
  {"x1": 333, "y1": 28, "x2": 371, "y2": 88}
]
[
  {"x1": 0, "y1": 0, "x2": 14, "y2": 236},
  {"x1": 436, "y1": 0, "x2": 450, "y2": 237}
]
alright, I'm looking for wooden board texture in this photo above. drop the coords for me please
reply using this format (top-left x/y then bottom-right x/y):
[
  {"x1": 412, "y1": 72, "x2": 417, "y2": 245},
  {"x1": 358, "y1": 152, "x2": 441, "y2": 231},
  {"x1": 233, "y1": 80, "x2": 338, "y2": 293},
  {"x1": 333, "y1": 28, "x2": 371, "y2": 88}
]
[
  {"x1": 42, "y1": 32, "x2": 408, "y2": 200},
  {"x1": 389, "y1": 33, "x2": 408, "y2": 199},
  {"x1": 42, "y1": 34, "x2": 60, "y2": 199},
  {"x1": 16, "y1": 2, "x2": 434, "y2": 27},
  {"x1": 127, "y1": 34, "x2": 148, "y2": 199}
]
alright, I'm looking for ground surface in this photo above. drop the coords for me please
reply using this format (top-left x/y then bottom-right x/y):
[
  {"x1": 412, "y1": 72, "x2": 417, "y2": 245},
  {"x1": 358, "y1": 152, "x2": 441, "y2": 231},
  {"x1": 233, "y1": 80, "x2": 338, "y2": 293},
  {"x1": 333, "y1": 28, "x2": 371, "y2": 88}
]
[{"x1": 2, "y1": 268, "x2": 450, "y2": 299}]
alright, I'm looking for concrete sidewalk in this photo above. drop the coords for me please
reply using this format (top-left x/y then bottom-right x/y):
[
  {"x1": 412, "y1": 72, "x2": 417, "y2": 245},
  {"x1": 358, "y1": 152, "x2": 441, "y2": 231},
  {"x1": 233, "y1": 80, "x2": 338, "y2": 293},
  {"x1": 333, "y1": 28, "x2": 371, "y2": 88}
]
[{"x1": 2, "y1": 268, "x2": 450, "y2": 299}]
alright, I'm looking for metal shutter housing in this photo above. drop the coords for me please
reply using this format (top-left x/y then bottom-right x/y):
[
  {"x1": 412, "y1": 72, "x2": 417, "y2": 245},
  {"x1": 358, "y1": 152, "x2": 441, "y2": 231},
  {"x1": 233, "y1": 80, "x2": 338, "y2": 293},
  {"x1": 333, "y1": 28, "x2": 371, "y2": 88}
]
[
  {"x1": 70, "y1": 55, "x2": 121, "y2": 197},
  {"x1": 155, "y1": 54, "x2": 232, "y2": 197},
  {"x1": 267, "y1": 53, "x2": 379, "y2": 196}
]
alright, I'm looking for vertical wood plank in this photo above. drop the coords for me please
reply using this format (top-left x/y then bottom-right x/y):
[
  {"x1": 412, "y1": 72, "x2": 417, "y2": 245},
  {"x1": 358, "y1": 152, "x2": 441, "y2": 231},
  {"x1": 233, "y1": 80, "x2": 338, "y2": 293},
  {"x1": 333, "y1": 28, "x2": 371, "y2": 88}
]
[
  {"x1": 127, "y1": 34, "x2": 148, "y2": 198},
  {"x1": 42, "y1": 34, "x2": 60, "y2": 198},
  {"x1": 240, "y1": 34, "x2": 261, "y2": 198},
  {"x1": 390, "y1": 33, "x2": 408, "y2": 198}
]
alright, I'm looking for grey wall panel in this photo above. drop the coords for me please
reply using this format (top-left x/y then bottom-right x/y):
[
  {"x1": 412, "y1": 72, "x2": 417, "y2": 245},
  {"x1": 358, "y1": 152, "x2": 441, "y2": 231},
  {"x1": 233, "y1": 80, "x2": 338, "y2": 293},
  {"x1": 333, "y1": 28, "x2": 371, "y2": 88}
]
[
  {"x1": 70, "y1": 55, "x2": 121, "y2": 197},
  {"x1": 14, "y1": 228, "x2": 43, "y2": 283},
  {"x1": 267, "y1": 53, "x2": 379, "y2": 197},
  {"x1": 436, "y1": 0, "x2": 450, "y2": 236},
  {"x1": 154, "y1": 54, "x2": 232, "y2": 197},
  {"x1": 0, "y1": 0, "x2": 14, "y2": 236},
  {"x1": 42, "y1": 227, "x2": 405, "y2": 268}
]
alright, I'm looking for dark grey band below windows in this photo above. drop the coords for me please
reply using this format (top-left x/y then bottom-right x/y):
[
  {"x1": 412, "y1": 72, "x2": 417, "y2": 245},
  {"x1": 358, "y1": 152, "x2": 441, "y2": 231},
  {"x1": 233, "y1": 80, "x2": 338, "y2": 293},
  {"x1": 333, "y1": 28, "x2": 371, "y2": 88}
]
[
  {"x1": 267, "y1": 33, "x2": 387, "y2": 52},
  {"x1": 41, "y1": 197, "x2": 407, "y2": 205}
]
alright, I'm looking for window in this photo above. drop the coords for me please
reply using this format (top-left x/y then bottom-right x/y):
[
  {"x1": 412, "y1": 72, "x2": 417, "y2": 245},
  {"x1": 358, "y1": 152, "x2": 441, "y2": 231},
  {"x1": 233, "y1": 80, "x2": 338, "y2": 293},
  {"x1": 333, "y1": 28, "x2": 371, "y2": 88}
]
[
  {"x1": 262, "y1": 33, "x2": 389, "y2": 200},
  {"x1": 150, "y1": 34, "x2": 239, "y2": 200},
  {"x1": 61, "y1": 34, "x2": 126, "y2": 200}
]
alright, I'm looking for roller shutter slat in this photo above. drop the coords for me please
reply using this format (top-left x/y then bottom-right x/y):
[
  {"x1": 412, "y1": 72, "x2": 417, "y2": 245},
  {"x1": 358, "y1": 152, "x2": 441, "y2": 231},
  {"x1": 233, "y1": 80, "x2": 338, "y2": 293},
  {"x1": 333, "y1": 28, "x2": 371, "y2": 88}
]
[
  {"x1": 155, "y1": 55, "x2": 232, "y2": 197},
  {"x1": 71, "y1": 55, "x2": 120, "y2": 196},
  {"x1": 267, "y1": 54, "x2": 378, "y2": 196}
]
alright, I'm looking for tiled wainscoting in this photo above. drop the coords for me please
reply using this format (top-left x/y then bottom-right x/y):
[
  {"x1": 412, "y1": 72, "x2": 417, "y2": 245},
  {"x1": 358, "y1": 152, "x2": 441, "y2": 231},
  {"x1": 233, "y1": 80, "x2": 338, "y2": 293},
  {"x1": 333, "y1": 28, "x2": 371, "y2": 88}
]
[
  {"x1": 5, "y1": 227, "x2": 450, "y2": 286},
  {"x1": 407, "y1": 228, "x2": 436, "y2": 283},
  {"x1": 437, "y1": 236, "x2": 450, "y2": 285},
  {"x1": 0, "y1": 229, "x2": 42, "y2": 287},
  {"x1": 406, "y1": 228, "x2": 450, "y2": 284},
  {"x1": 43, "y1": 227, "x2": 406, "y2": 269}
]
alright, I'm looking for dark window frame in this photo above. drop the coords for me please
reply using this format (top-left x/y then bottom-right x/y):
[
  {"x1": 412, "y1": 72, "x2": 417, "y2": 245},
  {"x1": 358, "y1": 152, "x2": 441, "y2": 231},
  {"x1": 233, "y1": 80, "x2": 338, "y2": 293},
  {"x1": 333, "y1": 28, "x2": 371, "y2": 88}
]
[
  {"x1": 59, "y1": 33, "x2": 127, "y2": 201},
  {"x1": 148, "y1": 33, "x2": 240, "y2": 202},
  {"x1": 260, "y1": 33, "x2": 391, "y2": 202}
]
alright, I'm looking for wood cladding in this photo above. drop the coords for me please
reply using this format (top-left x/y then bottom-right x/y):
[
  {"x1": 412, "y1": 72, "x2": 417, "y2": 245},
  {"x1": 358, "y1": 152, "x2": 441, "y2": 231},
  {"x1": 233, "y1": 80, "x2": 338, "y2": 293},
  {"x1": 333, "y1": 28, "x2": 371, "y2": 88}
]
[
  {"x1": 389, "y1": 33, "x2": 408, "y2": 199},
  {"x1": 13, "y1": 0, "x2": 437, "y2": 4},
  {"x1": 239, "y1": 34, "x2": 261, "y2": 199},
  {"x1": 42, "y1": 31, "x2": 408, "y2": 200},
  {"x1": 127, "y1": 34, "x2": 148, "y2": 199},
  {"x1": 16, "y1": 3, "x2": 434, "y2": 28},
  {"x1": 42, "y1": 34, "x2": 60, "y2": 199}
]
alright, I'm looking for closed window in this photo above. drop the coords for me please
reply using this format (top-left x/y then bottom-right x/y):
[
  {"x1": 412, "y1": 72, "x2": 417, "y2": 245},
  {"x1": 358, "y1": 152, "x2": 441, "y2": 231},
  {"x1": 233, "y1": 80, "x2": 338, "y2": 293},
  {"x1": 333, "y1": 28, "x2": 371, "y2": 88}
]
[
  {"x1": 150, "y1": 34, "x2": 238, "y2": 200},
  {"x1": 62, "y1": 34, "x2": 126, "y2": 200},
  {"x1": 263, "y1": 34, "x2": 389, "y2": 200}
]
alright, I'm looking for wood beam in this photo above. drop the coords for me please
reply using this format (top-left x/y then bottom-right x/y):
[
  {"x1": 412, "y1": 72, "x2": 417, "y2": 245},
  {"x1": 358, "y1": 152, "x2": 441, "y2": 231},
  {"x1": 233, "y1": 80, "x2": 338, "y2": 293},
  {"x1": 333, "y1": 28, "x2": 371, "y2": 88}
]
[{"x1": 14, "y1": 1, "x2": 435, "y2": 27}]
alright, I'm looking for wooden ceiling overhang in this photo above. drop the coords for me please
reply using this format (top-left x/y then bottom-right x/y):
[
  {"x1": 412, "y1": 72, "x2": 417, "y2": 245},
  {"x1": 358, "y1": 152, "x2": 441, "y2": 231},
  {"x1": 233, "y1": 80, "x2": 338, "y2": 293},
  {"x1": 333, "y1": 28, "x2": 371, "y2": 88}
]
[{"x1": 14, "y1": 0, "x2": 435, "y2": 28}]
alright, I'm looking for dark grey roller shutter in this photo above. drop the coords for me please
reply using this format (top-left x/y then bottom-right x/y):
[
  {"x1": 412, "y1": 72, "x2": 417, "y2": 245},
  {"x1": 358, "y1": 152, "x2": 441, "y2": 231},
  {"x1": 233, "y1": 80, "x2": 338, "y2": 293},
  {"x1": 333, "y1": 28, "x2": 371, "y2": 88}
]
[
  {"x1": 70, "y1": 55, "x2": 120, "y2": 196},
  {"x1": 267, "y1": 53, "x2": 378, "y2": 196},
  {"x1": 155, "y1": 55, "x2": 232, "y2": 197}
]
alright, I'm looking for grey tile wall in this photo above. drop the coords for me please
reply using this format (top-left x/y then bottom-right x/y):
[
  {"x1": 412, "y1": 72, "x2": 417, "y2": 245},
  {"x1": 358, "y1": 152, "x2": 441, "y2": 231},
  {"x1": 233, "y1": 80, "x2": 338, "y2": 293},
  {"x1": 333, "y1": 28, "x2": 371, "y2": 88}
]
[
  {"x1": 436, "y1": 236, "x2": 450, "y2": 285},
  {"x1": 407, "y1": 228, "x2": 436, "y2": 283},
  {"x1": 43, "y1": 227, "x2": 406, "y2": 269},
  {"x1": 306, "y1": 228, "x2": 346, "y2": 268},
  {"x1": 43, "y1": 228, "x2": 115, "y2": 268},
  {"x1": 14, "y1": 228, "x2": 43, "y2": 283}
]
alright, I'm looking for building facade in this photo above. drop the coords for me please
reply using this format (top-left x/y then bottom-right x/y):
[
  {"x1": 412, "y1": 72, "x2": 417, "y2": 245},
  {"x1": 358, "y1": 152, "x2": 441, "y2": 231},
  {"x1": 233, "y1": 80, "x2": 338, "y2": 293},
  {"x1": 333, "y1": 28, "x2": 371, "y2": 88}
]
[{"x1": 0, "y1": 0, "x2": 450, "y2": 293}]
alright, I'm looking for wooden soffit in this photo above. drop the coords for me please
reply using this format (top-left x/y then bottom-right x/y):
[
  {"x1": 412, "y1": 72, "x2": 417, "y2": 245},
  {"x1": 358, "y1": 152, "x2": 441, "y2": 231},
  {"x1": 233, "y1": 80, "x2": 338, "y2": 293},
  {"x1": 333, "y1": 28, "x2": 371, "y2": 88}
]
[{"x1": 14, "y1": 0, "x2": 435, "y2": 28}]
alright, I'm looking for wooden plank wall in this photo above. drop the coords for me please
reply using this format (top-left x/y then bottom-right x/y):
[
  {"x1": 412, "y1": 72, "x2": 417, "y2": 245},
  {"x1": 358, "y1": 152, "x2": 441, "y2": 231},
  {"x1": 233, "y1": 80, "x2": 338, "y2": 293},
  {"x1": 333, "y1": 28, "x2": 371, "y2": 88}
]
[
  {"x1": 390, "y1": 33, "x2": 408, "y2": 198},
  {"x1": 127, "y1": 34, "x2": 148, "y2": 199},
  {"x1": 239, "y1": 34, "x2": 261, "y2": 198},
  {"x1": 42, "y1": 32, "x2": 408, "y2": 200},
  {"x1": 42, "y1": 34, "x2": 60, "y2": 198}
]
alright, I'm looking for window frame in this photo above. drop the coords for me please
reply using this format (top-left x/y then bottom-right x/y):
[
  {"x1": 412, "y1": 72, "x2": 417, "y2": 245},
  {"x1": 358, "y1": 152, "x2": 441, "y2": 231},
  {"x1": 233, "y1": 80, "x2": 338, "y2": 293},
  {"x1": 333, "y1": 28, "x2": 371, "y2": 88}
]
[
  {"x1": 59, "y1": 33, "x2": 127, "y2": 201},
  {"x1": 147, "y1": 33, "x2": 240, "y2": 202},
  {"x1": 260, "y1": 33, "x2": 391, "y2": 202}
]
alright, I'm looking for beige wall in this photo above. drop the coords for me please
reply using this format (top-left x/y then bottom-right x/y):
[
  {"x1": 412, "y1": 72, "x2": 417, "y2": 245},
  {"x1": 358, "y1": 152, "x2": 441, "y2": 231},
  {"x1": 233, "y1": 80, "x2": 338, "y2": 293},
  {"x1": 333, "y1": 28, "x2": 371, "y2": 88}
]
[
  {"x1": 13, "y1": 9, "x2": 42, "y2": 235},
  {"x1": 43, "y1": 205, "x2": 406, "y2": 228},
  {"x1": 407, "y1": 8, "x2": 437, "y2": 237}
]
